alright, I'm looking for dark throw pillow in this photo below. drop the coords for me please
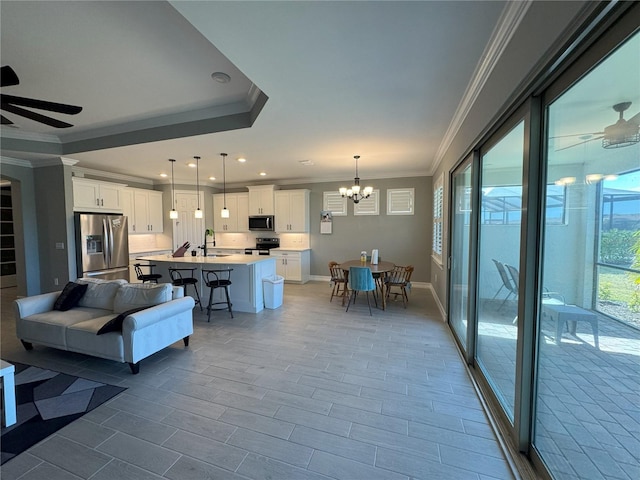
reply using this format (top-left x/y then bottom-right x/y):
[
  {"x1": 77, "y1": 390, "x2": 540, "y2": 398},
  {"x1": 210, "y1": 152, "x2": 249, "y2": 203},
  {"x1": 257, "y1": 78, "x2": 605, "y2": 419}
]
[
  {"x1": 96, "y1": 305, "x2": 152, "y2": 335},
  {"x1": 53, "y1": 282, "x2": 88, "y2": 311}
]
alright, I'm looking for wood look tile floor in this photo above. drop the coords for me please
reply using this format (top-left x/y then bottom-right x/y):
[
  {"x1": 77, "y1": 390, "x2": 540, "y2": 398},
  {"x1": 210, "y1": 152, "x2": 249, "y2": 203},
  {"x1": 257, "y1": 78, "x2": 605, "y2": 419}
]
[{"x1": 0, "y1": 283, "x2": 514, "y2": 480}]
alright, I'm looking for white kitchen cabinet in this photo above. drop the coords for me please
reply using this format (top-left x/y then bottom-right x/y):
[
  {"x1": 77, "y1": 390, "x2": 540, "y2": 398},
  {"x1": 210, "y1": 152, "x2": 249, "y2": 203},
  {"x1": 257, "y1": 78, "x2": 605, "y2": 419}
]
[
  {"x1": 126, "y1": 188, "x2": 163, "y2": 234},
  {"x1": 213, "y1": 192, "x2": 249, "y2": 232},
  {"x1": 72, "y1": 178, "x2": 125, "y2": 212},
  {"x1": 271, "y1": 249, "x2": 310, "y2": 283},
  {"x1": 275, "y1": 189, "x2": 309, "y2": 232},
  {"x1": 120, "y1": 188, "x2": 135, "y2": 233},
  {"x1": 248, "y1": 185, "x2": 275, "y2": 215}
]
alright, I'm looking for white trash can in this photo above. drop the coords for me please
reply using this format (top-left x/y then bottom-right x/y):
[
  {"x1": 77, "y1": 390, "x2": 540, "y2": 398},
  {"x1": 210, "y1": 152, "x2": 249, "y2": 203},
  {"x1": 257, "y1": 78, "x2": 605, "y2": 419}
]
[{"x1": 263, "y1": 275, "x2": 284, "y2": 309}]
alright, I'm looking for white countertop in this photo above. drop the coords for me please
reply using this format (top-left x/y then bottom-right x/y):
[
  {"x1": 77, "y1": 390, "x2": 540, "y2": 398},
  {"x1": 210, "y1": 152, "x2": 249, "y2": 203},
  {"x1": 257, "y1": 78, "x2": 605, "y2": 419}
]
[
  {"x1": 137, "y1": 254, "x2": 275, "y2": 266},
  {"x1": 271, "y1": 247, "x2": 311, "y2": 252}
]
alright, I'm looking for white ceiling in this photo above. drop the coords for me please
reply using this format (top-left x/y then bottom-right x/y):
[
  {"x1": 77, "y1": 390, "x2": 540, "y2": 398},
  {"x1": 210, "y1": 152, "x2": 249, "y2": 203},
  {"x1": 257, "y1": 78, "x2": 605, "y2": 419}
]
[
  {"x1": 0, "y1": 0, "x2": 548, "y2": 187},
  {"x1": 0, "y1": 1, "x2": 506, "y2": 185}
]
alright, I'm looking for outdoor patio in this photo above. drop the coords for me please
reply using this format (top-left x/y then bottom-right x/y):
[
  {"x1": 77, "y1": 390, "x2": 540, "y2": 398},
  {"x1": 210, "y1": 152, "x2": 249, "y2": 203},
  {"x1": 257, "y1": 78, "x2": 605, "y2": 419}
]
[{"x1": 479, "y1": 298, "x2": 640, "y2": 480}]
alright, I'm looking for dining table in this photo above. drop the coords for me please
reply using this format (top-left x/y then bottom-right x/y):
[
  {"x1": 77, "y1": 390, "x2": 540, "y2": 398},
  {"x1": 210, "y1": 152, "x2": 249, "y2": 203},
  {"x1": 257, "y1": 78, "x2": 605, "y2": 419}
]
[{"x1": 340, "y1": 260, "x2": 395, "y2": 310}]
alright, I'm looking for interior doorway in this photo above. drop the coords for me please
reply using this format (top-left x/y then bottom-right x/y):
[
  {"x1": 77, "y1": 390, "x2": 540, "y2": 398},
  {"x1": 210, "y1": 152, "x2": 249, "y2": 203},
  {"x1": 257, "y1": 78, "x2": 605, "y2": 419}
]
[
  {"x1": 173, "y1": 190, "x2": 205, "y2": 253},
  {"x1": 1, "y1": 181, "x2": 17, "y2": 288}
]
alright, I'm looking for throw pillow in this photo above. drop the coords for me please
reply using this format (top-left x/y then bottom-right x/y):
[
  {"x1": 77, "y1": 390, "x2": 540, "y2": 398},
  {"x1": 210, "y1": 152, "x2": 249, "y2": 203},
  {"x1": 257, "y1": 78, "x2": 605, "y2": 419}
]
[
  {"x1": 96, "y1": 305, "x2": 151, "y2": 335},
  {"x1": 53, "y1": 282, "x2": 88, "y2": 311}
]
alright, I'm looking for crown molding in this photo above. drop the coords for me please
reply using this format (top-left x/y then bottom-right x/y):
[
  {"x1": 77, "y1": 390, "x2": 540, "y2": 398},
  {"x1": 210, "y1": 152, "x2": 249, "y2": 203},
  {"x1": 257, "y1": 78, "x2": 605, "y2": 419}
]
[
  {"x1": 71, "y1": 166, "x2": 154, "y2": 185},
  {"x1": 432, "y1": 0, "x2": 532, "y2": 175},
  {"x1": 0, "y1": 155, "x2": 34, "y2": 168}
]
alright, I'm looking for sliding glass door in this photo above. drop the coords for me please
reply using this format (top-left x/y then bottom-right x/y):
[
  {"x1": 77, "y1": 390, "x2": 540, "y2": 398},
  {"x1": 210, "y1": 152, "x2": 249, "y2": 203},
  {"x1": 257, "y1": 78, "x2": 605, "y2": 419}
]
[
  {"x1": 475, "y1": 119, "x2": 526, "y2": 421},
  {"x1": 449, "y1": 156, "x2": 473, "y2": 351},
  {"x1": 533, "y1": 29, "x2": 639, "y2": 479}
]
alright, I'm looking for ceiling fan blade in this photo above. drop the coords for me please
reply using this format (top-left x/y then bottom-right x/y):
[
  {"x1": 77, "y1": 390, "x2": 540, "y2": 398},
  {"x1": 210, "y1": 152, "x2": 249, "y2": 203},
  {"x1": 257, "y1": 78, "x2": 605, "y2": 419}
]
[
  {"x1": 1, "y1": 66, "x2": 19, "y2": 88},
  {"x1": 550, "y1": 132, "x2": 604, "y2": 139},
  {"x1": 1, "y1": 114, "x2": 14, "y2": 125},
  {"x1": 1, "y1": 94, "x2": 82, "y2": 115},
  {"x1": 627, "y1": 111, "x2": 640, "y2": 126},
  {"x1": 554, "y1": 135, "x2": 603, "y2": 152},
  {"x1": 1, "y1": 103, "x2": 74, "y2": 128}
]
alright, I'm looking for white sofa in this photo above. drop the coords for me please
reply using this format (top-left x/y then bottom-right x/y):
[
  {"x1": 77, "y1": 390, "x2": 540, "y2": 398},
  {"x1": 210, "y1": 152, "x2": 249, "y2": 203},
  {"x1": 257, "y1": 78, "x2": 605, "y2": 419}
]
[{"x1": 14, "y1": 278, "x2": 195, "y2": 374}]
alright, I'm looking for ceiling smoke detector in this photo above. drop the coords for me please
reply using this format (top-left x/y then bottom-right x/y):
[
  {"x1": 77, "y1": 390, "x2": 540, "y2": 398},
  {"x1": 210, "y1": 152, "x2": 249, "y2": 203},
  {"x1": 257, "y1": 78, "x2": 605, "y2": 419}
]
[{"x1": 211, "y1": 72, "x2": 231, "y2": 84}]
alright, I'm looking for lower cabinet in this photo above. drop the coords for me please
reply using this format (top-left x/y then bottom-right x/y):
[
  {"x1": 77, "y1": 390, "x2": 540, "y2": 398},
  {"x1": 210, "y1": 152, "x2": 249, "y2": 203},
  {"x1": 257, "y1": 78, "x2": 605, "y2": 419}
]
[{"x1": 271, "y1": 250, "x2": 310, "y2": 283}]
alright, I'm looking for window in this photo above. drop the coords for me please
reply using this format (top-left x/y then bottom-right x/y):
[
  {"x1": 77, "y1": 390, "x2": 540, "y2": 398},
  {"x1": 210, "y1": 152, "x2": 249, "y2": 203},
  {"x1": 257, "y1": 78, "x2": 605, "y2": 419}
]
[
  {"x1": 480, "y1": 185, "x2": 567, "y2": 225},
  {"x1": 432, "y1": 175, "x2": 443, "y2": 263},
  {"x1": 322, "y1": 192, "x2": 347, "y2": 216},
  {"x1": 387, "y1": 188, "x2": 415, "y2": 215},
  {"x1": 353, "y1": 189, "x2": 379, "y2": 215}
]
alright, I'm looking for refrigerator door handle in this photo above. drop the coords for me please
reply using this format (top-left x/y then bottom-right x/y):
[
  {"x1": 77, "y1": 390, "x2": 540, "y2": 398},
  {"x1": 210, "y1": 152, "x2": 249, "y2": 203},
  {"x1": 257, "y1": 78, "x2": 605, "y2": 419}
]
[{"x1": 103, "y1": 218, "x2": 111, "y2": 268}]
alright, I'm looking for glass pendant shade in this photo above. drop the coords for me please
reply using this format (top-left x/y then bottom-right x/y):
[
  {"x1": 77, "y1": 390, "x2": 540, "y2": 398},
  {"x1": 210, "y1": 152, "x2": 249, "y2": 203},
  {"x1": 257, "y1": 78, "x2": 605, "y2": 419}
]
[
  {"x1": 195, "y1": 208, "x2": 203, "y2": 219},
  {"x1": 221, "y1": 207, "x2": 230, "y2": 218},
  {"x1": 169, "y1": 209, "x2": 178, "y2": 219}
]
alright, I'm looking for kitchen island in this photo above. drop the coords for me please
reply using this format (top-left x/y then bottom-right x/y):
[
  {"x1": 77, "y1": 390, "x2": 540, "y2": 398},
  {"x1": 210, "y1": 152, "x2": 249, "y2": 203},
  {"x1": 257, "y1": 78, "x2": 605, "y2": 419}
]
[{"x1": 136, "y1": 254, "x2": 277, "y2": 313}]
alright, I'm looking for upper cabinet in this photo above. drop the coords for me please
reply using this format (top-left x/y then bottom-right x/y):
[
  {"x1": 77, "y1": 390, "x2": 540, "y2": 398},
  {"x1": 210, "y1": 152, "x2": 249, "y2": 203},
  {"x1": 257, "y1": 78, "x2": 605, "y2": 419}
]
[
  {"x1": 122, "y1": 187, "x2": 163, "y2": 234},
  {"x1": 248, "y1": 185, "x2": 275, "y2": 215},
  {"x1": 275, "y1": 189, "x2": 310, "y2": 232},
  {"x1": 72, "y1": 178, "x2": 125, "y2": 212},
  {"x1": 213, "y1": 192, "x2": 249, "y2": 232}
]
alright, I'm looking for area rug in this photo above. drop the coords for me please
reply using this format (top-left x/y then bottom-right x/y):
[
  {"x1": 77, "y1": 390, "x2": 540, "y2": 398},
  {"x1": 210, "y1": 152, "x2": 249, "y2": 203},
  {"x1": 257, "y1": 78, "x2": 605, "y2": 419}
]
[{"x1": 1, "y1": 362, "x2": 126, "y2": 465}]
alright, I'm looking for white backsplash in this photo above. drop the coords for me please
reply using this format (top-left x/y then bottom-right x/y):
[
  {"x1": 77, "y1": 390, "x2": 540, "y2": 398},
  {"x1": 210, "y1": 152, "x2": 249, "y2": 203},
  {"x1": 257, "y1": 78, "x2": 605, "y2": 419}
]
[{"x1": 129, "y1": 234, "x2": 171, "y2": 253}]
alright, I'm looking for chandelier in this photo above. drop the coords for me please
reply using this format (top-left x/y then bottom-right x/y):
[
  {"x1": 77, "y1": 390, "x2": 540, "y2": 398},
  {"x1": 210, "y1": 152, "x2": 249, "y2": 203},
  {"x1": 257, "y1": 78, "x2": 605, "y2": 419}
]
[{"x1": 339, "y1": 155, "x2": 373, "y2": 204}]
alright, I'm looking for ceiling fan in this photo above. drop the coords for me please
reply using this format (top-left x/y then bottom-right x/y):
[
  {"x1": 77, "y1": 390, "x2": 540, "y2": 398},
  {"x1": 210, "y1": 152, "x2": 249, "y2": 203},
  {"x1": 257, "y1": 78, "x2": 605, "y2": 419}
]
[
  {"x1": 553, "y1": 101, "x2": 640, "y2": 151},
  {"x1": 1, "y1": 65, "x2": 82, "y2": 128}
]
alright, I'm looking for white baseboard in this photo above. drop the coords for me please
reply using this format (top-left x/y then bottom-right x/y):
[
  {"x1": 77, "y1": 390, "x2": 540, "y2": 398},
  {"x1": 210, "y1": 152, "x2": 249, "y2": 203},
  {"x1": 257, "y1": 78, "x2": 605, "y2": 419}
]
[{"x1": 428, "y1": 284, "x2": 447, "y2": 322}]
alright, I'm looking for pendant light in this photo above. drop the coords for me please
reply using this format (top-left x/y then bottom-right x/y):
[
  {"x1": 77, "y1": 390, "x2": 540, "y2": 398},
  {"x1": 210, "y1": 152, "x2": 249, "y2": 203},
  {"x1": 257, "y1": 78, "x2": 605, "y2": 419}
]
[
  {"x1": 168, "y1": 158, "x2": 178, "y2": 219},
  {"x1": 194, "y1": 156, "x2": 203, "y2": 218},
  {"x1": 220, "y1": 153, "x2": 230, "y2": 218},
  {"x1": 339, "y1": 155, "x2": 373, "y2": 204}
]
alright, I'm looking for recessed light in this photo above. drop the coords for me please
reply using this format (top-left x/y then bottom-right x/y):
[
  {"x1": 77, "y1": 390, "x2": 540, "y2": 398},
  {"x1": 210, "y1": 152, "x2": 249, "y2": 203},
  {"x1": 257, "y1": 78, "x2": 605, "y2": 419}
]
[
  {"x1": 187, "y1": 162, "x2": 196, "y2": 168},
  {"x1": 237, "y1": 157, "x2": 246, "y2": 163},
  {"x1": 259, "y1": 172, "x2": 267, "y2": 176},
  {"x1": 209, "y1": 176, "x2": 216, "y2": 181},
  {"x1": 160, "y1": 173, "x2": 168, "y2": 178},
  {"x1": 211, "y1": 72, "x2": 231, "y2": 84},
  {"x1": 299, "y1": 159, "x2": 314, "y2": 166}
]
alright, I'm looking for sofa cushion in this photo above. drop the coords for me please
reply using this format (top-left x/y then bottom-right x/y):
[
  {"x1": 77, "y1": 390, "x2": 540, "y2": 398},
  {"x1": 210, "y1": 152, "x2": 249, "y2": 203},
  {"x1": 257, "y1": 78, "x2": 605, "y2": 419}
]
[
  {"x1": 19, "y1": 307, "x2": 113, "y2": 349},
  {"x1": 96, "y1": 305, "x2": 151, "y2": 335},
  {"x1": 76, "y1": 278, "x2": 127, "y2": 311},
  {"x1": 66, "y1": 316, "x2": 125, "y2": 362},
  {"x1": 113, "y1": 283, "x2": 173, "y2": 314},
  {"x1": 53, "y1": 282, "x2": 88, "y2": 311}
]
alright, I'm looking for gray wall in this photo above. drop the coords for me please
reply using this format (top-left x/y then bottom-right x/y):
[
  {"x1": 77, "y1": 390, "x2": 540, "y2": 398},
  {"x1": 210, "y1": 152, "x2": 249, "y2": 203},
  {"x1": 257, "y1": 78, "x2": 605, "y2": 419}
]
[
  {"x1": 430, "y1": 1, "x2": 592, "y2": 314},
  {"x1": 0, "y1": 159, "x2": 41, "y2": 296}
]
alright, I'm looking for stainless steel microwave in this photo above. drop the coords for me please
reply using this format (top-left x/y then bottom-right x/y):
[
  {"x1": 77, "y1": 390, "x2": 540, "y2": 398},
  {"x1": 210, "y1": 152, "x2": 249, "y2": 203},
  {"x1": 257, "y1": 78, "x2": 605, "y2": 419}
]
[{"x1": 248, "y1": 215, "x2": 274, "y2": 231}]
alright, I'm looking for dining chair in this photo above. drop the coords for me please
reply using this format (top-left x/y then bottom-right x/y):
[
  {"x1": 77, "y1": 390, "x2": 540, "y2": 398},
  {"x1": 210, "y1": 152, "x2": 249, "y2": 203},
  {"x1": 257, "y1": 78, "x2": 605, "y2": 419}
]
[
  {"x1": 346, "y1": 266, "x2": 377, "y2": 316},
  {"x1": 133, "y1": 263, "x2": 162, "y2": 284},
  {"x1": 328, "y1": 261, "x2": 348, "y2": 304},
  {"x1": 385, "y1": 265, "x2": 414, "y2": 308},
  {"x1": 168, "y1": 267, "x2": 202, "y2": 311},
  {"x1": 202, "y1": 268, "x2": 234, "y2": 322}
]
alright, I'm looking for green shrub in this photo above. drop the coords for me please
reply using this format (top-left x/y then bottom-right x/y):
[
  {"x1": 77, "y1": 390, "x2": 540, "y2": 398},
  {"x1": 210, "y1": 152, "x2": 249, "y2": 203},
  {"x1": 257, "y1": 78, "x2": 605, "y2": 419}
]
[
  {"x1": 599, "y1": 281, "x2": 613, "y2": 301},
  {"x1": 600, "y1": 229, "x2": 636, "y2": 266}
]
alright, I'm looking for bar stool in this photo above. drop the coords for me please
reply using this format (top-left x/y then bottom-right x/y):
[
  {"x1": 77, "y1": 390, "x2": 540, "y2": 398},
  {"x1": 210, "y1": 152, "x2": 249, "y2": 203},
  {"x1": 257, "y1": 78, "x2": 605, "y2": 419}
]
[
  {"x1": 168, "y1": 267, "x2": 202, "y2": 311},
  {"x1": 134, "y1": 263, "x2": 162, "y2": 284},
  {"x1": 203, "y1": 268, "x2": 234, "y2": 321}
]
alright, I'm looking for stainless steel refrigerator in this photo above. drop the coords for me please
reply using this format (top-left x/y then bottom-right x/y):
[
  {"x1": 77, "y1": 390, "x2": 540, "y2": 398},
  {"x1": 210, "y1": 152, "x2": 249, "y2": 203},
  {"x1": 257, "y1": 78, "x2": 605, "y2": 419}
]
[{"x1": 75, "y1": 213, "x2": 130, "y2": 281}]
